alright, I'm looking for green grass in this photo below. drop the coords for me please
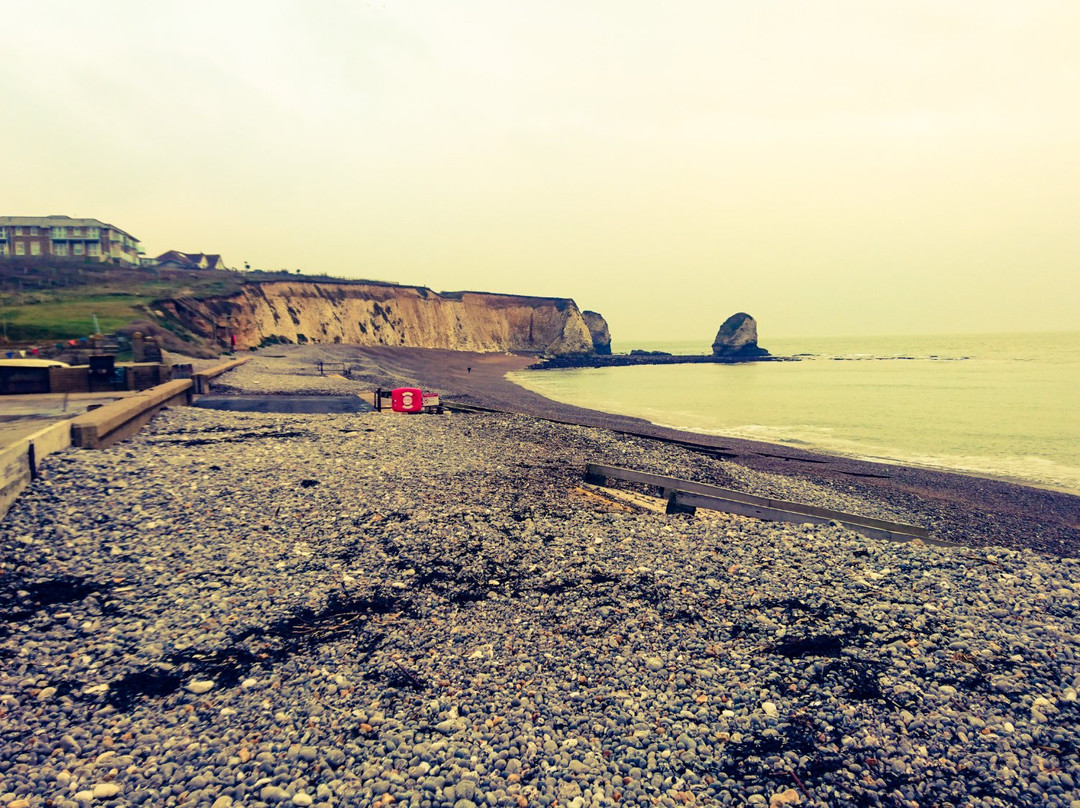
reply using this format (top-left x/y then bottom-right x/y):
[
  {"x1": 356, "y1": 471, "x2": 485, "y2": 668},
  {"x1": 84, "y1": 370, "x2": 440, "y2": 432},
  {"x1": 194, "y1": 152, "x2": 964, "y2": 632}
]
[
  {"x1": 0, "y1": 294, "x2": 154, "y2": 341},
  {"x1": 0, "y1": 263, "x2": 247, "y2": 342},
  {"x1": 0, "y1": 262, "x2": 396, "y2": 345}
]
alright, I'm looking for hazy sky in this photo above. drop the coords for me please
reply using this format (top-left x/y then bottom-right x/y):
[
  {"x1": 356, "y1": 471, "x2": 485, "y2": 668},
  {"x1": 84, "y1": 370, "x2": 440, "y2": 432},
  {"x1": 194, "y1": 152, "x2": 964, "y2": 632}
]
[{"x1": 4, "y1": 0, "x2": 1079, "y2": 341}]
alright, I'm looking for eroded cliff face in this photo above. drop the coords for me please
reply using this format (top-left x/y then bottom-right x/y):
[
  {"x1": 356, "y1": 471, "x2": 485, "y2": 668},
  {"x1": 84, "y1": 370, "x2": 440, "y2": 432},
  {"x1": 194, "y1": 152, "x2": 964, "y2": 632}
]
[{"x1": 166, "y1": 281, "x2": 602, "y2": 355}]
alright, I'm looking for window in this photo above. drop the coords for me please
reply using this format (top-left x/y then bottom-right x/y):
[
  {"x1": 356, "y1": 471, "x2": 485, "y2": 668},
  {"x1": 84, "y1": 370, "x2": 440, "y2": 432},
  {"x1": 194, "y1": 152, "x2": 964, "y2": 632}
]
[
  {"x1": 88, "y1": 243, "x2": 100, "y2": 257},
  {"x1": 72, "y1": 227, "x2": 82, "y2": 236},
  {"x1": 15, "y1": 226, "x2": 23, "y2": 236},
  {"x1": 73, "y1": 243, "x2": 84, "y2": 256},
  {"x1": 53, "y1": 226, "x2": 67, "y2": 238},
  {"x1": 54, "y1": 242, "x2": 68, "y2": 256},
  {"x1": 30, "y1": 226, "x2": 38, "y2": 236},
  {"x1": 30, "y1": 241, "x2": 41, "y2": 256},
  {"x1": 0, "y1": 227, "x2": 6, "y2": 238},
  {"x1": 87, "y1": 227, "x2": 99, "y2": 238},
  {"x1": 15, "y1": 242, "x2": 25, "y2": 255},
  {"x1": 0, "y1": 244, "x2": 7, "y2": 256}
]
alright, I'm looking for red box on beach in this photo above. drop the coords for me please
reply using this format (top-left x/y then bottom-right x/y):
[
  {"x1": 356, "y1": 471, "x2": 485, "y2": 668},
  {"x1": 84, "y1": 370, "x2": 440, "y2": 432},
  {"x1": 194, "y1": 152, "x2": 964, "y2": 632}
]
[{"x1": 391, "y1": 387, "x2": 424, "y2": 413}]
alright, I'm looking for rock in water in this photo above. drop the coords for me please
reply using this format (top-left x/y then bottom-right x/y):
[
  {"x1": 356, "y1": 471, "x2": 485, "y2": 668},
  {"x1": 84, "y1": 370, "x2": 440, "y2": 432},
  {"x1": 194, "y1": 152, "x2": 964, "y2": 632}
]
[
  {"x1": 712, "y1": 313, "x2": 770, "y2": 358},
  {"x1": 582, "y1": 311, "x2": 612, "y2": 355}
]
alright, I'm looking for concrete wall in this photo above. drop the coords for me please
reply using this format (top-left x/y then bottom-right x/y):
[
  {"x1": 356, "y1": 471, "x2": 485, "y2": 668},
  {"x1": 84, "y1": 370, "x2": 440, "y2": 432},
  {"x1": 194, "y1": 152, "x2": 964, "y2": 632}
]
[
  {"x1": 0, "y1": 420, "x2": 71, "y2": 520},
  {"x1": 47, "y1": 366, "x2": 90, "y2": 394},
  {"x1": 191, "y1": 356, "x2": 250, "y2": 393},
  {"x1": 0, "y1": 363, "x2": 173, "y2": 395},
  {"x1": 0, "y1": 366, "x2": 50, "y2": 394},
  {"x1": 128, "y1": 364, "x2": 168, "y2": 390},
  {"x1": 2, "y1": 356, "x2": 249, "y2": 520},
  {"x1": 69, "y1": 379, "x2": 193, "y2": 449}
]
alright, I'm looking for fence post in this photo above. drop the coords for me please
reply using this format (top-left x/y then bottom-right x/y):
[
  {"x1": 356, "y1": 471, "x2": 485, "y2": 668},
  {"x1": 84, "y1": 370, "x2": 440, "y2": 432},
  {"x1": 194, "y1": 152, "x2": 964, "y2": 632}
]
[{"x1": 665, "y1": 492, "x2": 696, "y2": 515}]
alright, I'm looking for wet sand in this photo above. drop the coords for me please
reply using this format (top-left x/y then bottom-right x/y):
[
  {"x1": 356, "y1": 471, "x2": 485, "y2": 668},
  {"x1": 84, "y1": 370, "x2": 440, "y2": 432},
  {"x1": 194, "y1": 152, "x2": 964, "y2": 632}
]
[{"x1": 350, "y1": 346, "x2": 1080, "y2": 557}]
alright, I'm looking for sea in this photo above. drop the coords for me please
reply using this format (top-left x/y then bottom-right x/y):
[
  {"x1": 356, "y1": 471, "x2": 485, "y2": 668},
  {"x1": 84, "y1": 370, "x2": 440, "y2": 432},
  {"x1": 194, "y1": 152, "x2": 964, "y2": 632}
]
[{"x1": 508, "y1": 331, "x2": 1080, "y2": 496}]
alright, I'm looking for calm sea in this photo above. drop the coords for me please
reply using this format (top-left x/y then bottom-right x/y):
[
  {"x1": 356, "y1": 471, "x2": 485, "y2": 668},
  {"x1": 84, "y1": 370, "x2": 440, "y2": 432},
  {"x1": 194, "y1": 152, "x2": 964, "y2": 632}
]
[{"x1": 509, "y1": 332, "x2": 1080, "y2": 495}]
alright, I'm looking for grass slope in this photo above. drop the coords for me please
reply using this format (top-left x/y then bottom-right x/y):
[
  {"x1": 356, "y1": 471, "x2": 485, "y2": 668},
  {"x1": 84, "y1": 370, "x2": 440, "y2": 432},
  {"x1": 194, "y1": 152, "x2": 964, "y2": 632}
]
[{"x1": 0, "y1": 262, "x2": 242, "y2": 342}]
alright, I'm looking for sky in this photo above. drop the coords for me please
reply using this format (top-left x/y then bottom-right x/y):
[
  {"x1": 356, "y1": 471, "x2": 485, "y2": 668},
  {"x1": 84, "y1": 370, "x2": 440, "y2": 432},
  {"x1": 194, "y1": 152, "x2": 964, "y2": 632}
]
[{"x1": 3, "y1": 0, "x2": 1079, "y2": 342}]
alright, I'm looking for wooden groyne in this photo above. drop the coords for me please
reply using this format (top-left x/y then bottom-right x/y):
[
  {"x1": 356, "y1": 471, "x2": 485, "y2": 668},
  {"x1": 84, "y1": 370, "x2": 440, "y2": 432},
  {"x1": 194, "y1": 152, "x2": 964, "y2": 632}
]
[{"x1": 583, "y1": 462, "x2": 958, "y2": 547}]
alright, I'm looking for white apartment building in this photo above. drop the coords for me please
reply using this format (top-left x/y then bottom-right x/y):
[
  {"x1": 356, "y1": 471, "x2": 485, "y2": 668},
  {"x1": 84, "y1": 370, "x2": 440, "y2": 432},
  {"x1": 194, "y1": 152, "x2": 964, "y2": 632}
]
[{"x1": 0, "y1": 215, "x2": 141, "y2": 265}]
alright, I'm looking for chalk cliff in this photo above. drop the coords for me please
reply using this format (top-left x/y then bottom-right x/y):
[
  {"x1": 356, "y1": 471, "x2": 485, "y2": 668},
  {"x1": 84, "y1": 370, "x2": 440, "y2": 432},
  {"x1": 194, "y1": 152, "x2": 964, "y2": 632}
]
[{"x1": 164, "y1": 281, "x2": 602, "y2": 355}]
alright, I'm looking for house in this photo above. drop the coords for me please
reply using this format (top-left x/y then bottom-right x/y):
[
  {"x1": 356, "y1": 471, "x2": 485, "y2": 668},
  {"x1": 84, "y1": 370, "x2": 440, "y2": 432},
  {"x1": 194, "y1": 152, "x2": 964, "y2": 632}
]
[
  {"x1": 154, "y1": 250, "x2": 229, "y2": 271},
  {"x1": 0, "y1": 215, "x2": 141, "y2": 265}
]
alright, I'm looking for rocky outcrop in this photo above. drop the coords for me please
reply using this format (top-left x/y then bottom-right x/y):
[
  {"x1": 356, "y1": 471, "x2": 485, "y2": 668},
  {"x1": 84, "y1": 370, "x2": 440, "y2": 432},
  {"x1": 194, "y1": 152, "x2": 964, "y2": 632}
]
[
  {"x1": 712, "y1": 313, "x2": 770, "y2": 358},
  {"x1": 163, "y1": 281, "x2": 602, "y2": 355},
  {"x1": 582, "y1": 311, "x2": 612, "y2": 355}
]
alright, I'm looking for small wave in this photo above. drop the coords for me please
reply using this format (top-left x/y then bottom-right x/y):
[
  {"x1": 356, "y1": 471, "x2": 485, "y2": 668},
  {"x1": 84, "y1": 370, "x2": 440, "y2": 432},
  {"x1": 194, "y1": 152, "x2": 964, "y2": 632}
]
[
  {"x1": 827, "y1": 354, "x2": 970, "y2": 362},
  {"x1": 509, "y1": 348, "x2": 1080, "y2": 496},
  {"x1": 867, "y1": 452, "x2": 1080, "y2": 496},
  {"x1": 653, "y1": 419, "x2": 1080, "y2": 495}
]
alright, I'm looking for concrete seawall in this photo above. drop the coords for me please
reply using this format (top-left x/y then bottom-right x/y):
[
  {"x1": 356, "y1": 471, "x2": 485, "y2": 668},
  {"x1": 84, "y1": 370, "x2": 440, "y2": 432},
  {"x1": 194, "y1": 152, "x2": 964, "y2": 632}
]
[
  {"x1": 0, "y1": 356, "x2": 250, "y2": 518},
  {"x1": 0, "y1": 420, "x2": 71, "y2": 520},
  {"x1": 69, "y1": 379, "x2": 195, "y2": 449},
  {"x1": 192, "y1": 356, "x2": 251, "y2": 394},
  {"x1": 68, "y1": 356, "x2": 253, "y2": 447}
]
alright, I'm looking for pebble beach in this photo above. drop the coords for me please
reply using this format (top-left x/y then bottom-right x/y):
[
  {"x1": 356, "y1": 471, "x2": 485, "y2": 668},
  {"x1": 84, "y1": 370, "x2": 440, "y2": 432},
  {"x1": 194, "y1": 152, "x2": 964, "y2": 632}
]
[{"x1": 3, "y1": 349, "x2": 1080, "y2": 808}]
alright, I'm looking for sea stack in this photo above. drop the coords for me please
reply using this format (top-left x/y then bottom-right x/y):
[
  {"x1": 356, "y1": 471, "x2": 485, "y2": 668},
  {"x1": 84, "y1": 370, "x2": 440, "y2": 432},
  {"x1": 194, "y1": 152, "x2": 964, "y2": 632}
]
[
  {"x1": 712, "y1": 312, "x2": 770, "y2": 358},
  {"x1": 582, "y1": 311, "x2": 612, "y2": 355}
]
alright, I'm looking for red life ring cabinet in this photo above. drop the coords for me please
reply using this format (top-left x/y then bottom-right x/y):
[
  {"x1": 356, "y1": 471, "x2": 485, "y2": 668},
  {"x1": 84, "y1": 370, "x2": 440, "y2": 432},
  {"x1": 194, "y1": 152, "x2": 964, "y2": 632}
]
[{"x1": 390, "y1": 387, "x2": 424, "y2": 413}]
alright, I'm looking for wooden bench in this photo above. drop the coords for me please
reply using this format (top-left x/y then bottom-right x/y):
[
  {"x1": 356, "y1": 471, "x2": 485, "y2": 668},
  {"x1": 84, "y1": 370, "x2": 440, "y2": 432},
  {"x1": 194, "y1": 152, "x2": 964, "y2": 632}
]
[{"x1": 316, "y1": 361, "x2": 349, "y2": 376}]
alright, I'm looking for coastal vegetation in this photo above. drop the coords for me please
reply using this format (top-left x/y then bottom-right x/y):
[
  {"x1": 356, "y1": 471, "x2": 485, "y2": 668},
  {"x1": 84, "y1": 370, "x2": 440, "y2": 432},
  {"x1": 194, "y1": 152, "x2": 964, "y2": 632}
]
[
  {"x1": 0, "y1": 261, "x2": 395, "y2": 345},
  {"x1": 0, "y1": 261, "x2": 242, "y2": 343},
  {"x1": 0, "y1": 262, "x2": 610, "y2": 359}
]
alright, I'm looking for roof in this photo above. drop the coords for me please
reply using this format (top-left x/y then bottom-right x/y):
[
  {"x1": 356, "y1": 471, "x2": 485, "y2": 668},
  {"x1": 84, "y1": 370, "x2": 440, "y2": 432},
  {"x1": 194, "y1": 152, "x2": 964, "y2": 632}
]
[
  {"x1": 0, "y1": 215, "x2": 139, "y2": 241},
  {"x1": 155, "y1": 251, "x2": 228, "y2": 270}
]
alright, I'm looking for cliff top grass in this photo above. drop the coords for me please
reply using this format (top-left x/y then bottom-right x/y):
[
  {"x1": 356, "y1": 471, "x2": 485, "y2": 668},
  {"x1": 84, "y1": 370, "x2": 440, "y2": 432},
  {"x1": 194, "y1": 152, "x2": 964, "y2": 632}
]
[
  {"x1": 0, "y1": 259, "x2": 579, "y2": 346},
  {"x1": 0, "y1": 261, "x2": 250, "y2": 342},
  {"x1": 0, "y1": 262, "x2": 399, "y2": 343}
]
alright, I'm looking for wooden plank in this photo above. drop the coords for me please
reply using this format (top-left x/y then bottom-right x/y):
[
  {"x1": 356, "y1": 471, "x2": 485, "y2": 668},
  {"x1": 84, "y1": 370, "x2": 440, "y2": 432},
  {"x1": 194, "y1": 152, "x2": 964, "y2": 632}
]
[
  {"x1": 754, "y1": 451, "x2": 828, "y2": 464},
  {"x1": 672, "y1": 491, "x2": 959, "y2": 548},
  {"x1": 585, "y1": 462, "x2": 930, "y2": 539}
]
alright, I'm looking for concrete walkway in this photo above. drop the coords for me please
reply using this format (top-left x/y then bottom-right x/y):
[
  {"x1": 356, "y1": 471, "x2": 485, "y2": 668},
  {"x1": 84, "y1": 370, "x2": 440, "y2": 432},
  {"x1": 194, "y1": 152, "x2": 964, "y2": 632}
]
[
  {"x1": 192, "y1": 395, "x2": 375, "y2": 413},
  {"x1": 0, "y1": 392, "x2": 134, "y2": 450}
]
